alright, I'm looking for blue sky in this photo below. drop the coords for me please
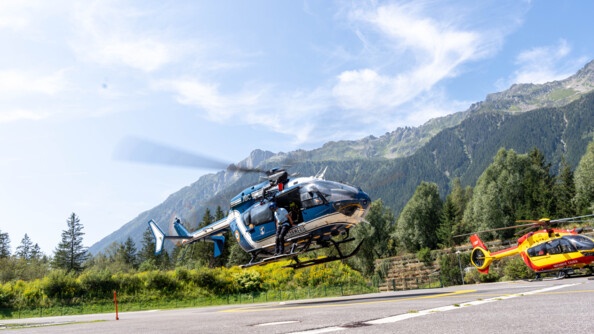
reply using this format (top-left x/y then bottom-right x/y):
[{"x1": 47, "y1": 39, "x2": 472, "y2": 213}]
[{"x1": 1, "y1": 0, "x2": 593, "y2": 255}]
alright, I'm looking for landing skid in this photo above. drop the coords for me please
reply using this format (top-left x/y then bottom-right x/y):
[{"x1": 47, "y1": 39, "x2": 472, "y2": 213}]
[
  {"x1": 528, "y1": 267, "x2": 593, "y2": 281},
  {"x1": 240, "y1": 237, "x2": 364, "y2": 269}
]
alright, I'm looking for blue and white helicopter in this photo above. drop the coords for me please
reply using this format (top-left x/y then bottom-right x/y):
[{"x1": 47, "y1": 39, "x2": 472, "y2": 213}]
[{"x1": 116, "y1": 137, "x2": 372, "y2": 269}]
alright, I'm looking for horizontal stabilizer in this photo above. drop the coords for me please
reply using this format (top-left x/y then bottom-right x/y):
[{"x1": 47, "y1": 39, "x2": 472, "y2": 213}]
[{"x1": 210, "y1": 235, "x2": 226, "y2": 258}]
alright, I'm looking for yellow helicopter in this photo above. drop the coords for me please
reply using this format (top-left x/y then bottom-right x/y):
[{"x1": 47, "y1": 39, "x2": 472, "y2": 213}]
[{"x1": 468, "y1": 215, "x2": 594, "y2": 279}]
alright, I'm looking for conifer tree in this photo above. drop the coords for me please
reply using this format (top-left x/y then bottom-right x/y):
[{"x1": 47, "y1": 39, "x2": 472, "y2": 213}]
[
  {"x1": 187, "y1": 208, "x2": 215, "y2": 267},
  {"x1": 519, "y1": 148, "x2": 554, "y2": 218},
  {"x1": 139, "y1": 227, "x2": 157, "y2": 264},
  {"x1": 553, "y1": 157, "x2": 576, "y2": 217},
  {"x1": 0, "y1": 230, "x2": 10, "y2": 259},
  {"x1": 52, "y1": 213, "x2": 89, "y2": 273},
  {"x1": 573, "y1": 141, "x2": 594, "y2": 214},
  {"x1": 16, "y1": 234, "x2": 34, "y2": 260},
  {"x1": 117, "y1": 237, "x2": 138, "y2": 269},
  {"x1": 138, "y1": 227, "x2": 171, "y2": 270}
]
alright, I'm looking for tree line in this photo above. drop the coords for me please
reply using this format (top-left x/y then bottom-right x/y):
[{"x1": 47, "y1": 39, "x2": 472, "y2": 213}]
[{"x1": 348, "y1": 142, "x2": 594, "y2": 276}]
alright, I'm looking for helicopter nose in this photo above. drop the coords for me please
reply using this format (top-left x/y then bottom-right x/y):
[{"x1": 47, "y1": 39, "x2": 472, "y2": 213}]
[
  {"x1": 358, "y1": 190, "x2": 371, "y2": 209},
  {"x1": 333, "y1": 190, "x2": 371, "y2": 216}
]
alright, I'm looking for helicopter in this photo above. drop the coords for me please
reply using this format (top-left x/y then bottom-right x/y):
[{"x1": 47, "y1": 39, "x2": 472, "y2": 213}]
[
  {"x1": 467, "y1": 215, "x2": 594, "y2": 279},
  {"x1": 115, "y1": 137, "x2": 372, "y2": 269}
]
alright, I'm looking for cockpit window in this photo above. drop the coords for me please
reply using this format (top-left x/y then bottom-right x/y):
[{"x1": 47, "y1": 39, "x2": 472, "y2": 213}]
[
  {"x1": 527, "y1": 236, "x2": 592, "y2": 257},
  {"x1": 545, "y1": 239, "x2": 562, "y2": 255},
  {"x1": 300, "y1": 190, "x2": 325, "y2": 209},
  {"x1": 527, "y1": 243, "x2": 546, "y2": 257},
  {"x1": 559, "y1": 238, "x2": 577, "y2": 253},
  {"x1": 565, "y1": 235, "x2": 594, "y2": 251},
  {"x1": 306, "y1": 180, "x2": 358, "y2": 202}
]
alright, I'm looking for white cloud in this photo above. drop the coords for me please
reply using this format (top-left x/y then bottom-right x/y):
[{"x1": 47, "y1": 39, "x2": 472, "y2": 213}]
[
  {"x1": 332, "y1": 1, "x2": 500, "y2": 114},
  {"x1": 0, "y1": 0, "x2": 36, "y2": 31},
  {"x1": 510, "y1": 40, "x2": 578, "y2": 84},
  {"x1": 151, "y1": 1, "x2": 530, "y2": 145},
  {"x1": 157, "y1": 78, "x2": 264, "y2": 120},
  {"x1": 156, "y1": 77, "x2": 330, "y2": 144},
  {"x1": 0, "y1": 70, "x2": 67, "y2": 96},
  {"x1": 0, "y1": 69, "x2": 71, "y2": 122},
  {"x1": 70, "y1": 1, "x2": 181, "y2": 72},
  {"x1": 0, "y1": 109, "x2": 51, "y2": 123}
]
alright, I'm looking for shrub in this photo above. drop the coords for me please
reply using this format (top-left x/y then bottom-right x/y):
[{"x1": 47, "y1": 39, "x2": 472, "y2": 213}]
[
  {"x1": 0, "y1": 282, "x2": 15, "y2": 308},
  {"x1": 233, "y1": 270, "x2": 264, "y2": 294},
  {"x1": 464, "y1": 267, "x2": 501, "y2": 283},
  {"x1": 143, "y1": 271, "x2": 178, "y2": 294},
  {"x1": 113, "y1": 272, "x2": 142, "y2": 295},
  {"x1": 42, "y1": 270, "x2": 82, "y2": 300},
  {"x1": 79, "y1": 270, "x2": 117, "y2": 299},
  {"x1": 438, "y1": 252, "x2": 463, "y2": 286},
  {"x1": 416, "y1": 247, "x2": 433, "y2": 266},
  {"x1": 502, "y1": 257, "x2": 535, "y2": 280}
]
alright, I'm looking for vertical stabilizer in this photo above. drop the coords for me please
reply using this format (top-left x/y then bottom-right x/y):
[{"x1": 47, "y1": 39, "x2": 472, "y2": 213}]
[
  {"x1": 469, "y1": 234, "x2": 493, "y2": 274},
  {"x1": 148, "y1": 220, "x2": 166, "y2": 255}
]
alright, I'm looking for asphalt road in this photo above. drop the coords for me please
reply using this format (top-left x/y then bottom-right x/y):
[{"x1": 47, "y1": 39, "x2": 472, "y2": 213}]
[{"x1": 2, "y1": 276, "x2": 593, "y2": 333}]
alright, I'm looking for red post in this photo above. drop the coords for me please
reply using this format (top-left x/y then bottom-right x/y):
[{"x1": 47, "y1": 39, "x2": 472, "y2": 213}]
[{"x1": 113, "y1": 290, "x2": 119, "y2": 320}]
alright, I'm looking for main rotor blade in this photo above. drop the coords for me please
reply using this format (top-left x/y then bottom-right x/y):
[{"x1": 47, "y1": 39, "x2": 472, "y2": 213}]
[
  {"x1": 113, "y1": 136, "x2": 263, "y2": 173},
  {"x1": 454, "y1": 222, "x2": 538, "y2": 238},
  {"x1": 457, "y1": 214, "x2": 594, "y2": 239},
  {"x1": 551, "y1": 214, "x2": 594, "y2": 224}
]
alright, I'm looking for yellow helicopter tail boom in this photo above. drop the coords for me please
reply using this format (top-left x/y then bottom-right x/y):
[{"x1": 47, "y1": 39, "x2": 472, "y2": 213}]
[{"x1": 470, "y1": 234, "x2": 520, "y2": 274}]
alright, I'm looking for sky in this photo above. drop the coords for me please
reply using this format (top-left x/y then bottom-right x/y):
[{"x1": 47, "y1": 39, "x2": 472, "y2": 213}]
[{"x1": 1, "y1": 0, "x2": 593, "y2": 255}]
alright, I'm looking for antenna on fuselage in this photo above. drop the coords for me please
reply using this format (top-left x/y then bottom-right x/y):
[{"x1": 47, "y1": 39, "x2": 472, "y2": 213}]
[{"x1": 315, "y1": 166, "x2": 327, "y2": 179}]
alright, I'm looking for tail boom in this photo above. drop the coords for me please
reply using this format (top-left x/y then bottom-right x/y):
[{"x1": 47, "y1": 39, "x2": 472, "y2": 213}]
[
  {"x1": 147, "y1": 218, "x2": 229, "y2": 257},
  {"x1": 469, "y1": 234, "x2": 519, "y2": 274}
]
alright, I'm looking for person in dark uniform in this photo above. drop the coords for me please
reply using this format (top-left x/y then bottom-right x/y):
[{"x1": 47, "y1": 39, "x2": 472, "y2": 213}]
[{"x1": 270, "y1": 202, "x2": 293, "y2": 255}]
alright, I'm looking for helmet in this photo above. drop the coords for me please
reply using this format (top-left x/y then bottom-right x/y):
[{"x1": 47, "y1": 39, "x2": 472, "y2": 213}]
[{"x1": 268, "y1": 202, "x2": 277, "y2": 210}]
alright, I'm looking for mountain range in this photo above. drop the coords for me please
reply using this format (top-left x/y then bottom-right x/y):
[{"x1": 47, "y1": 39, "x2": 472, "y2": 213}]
[{"x1": 89, "y1": 60, "x2": 594, "y2": 255}]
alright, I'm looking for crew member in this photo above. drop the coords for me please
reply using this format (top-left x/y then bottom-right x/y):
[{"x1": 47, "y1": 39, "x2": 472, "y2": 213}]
[{"x1": 270, "y1": 202, "x2": 293, "y2": 256}]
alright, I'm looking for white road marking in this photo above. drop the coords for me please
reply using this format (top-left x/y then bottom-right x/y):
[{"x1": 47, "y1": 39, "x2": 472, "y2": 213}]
[
  {"x1": 289, "y1": 283, "x2": 578, "y2": 333},
  {"x1": 254, "y1": 320, "x2": 299, "y2": 327},
  {"x1": 290, "y1": 326, "x2": 346, "y2": 334}
]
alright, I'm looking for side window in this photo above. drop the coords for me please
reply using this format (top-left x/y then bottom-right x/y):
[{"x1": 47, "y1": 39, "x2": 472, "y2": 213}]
[
  {"x1": 559, "y1": 238, "x2": 576, "y2": 253},
  {"x1": 545, "y1": 239, "x2": 562, "y2": 255},
  {"x1": 300, "y1": 191, "x2": 324, "y2": 209},
  {"x1": 527, "y1": 243, "x2": 546, "y2": 257}
]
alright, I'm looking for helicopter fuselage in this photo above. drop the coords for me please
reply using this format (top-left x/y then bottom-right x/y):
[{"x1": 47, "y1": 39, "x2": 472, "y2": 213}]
[
  {"x1": 518, "y1": 229, "x2": 594, "y2": 272},
  {"x1": 175, "y1": 176, "x2": 371, "y2": 259},
  {"x1": 470, "y1": 228, "x2": 594, "y2": 275},
  {"x1": 232, "y1": 176, "x2": 370, "y2": 257}
]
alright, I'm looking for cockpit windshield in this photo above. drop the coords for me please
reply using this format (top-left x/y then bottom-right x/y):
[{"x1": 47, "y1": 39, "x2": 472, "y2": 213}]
[
  {"x1": 309, "y1": 180, "x2": 358, "y2": 201},
  {"x1": 565, "y1": 235, "x2": 594, "y2": 251},
  {"x1": 299, "y1": 181, "x2": 359, "y2": 209}
]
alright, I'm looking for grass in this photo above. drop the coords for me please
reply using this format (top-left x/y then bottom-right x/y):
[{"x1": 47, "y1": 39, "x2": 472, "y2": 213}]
[{"x1": 1, "y1": 284, "x2": 379, "y2": 320}]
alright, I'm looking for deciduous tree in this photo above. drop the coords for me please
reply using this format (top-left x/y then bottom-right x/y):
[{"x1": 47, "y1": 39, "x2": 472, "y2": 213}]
[
  {"x1": 352, "y1": 199, "x2": 396, "y2": 276},
  {"x1": 394, "y1": 182, "x2": 442, "y2": 252}
]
